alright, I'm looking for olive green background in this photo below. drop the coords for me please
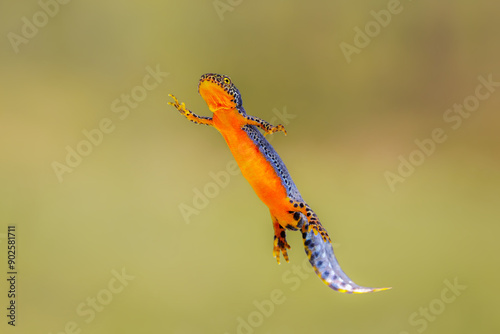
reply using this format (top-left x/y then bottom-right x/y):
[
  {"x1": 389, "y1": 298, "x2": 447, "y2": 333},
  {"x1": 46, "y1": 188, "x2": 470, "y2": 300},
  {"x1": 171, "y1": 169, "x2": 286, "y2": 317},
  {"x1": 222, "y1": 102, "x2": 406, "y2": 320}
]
[{"x1": 1, "y1": 1, "x2": 499, "y2": 333}]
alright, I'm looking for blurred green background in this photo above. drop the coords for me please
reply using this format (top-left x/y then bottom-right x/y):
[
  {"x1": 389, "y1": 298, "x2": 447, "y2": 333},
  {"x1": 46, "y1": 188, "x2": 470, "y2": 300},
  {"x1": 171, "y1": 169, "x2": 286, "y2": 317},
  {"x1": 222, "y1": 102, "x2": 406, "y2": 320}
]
[{"x1": 1, "y1": 0, "x2": 499, "y2": 333}]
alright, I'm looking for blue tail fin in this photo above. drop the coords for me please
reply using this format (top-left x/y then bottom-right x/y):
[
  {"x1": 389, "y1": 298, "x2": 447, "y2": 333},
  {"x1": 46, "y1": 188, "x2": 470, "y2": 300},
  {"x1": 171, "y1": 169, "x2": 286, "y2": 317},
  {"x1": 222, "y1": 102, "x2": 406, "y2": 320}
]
[{"x1": 300, "y1": 215, "x2": 391, "y2": 294}]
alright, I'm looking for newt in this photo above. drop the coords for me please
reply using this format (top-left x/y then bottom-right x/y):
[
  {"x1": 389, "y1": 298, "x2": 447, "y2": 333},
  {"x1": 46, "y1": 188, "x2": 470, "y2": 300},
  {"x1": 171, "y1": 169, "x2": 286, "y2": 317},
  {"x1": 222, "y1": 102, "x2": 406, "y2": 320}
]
[{"x1": 168, "y1": 73, "x2": 390, "y2": 293}]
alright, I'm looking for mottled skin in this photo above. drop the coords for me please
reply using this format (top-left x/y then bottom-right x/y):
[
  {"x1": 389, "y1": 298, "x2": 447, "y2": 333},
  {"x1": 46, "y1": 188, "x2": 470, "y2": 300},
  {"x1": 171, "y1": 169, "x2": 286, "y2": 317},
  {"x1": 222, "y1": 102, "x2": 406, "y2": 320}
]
[{"x1": 168, "y1": 73, "x2": 390, "y2": 293}]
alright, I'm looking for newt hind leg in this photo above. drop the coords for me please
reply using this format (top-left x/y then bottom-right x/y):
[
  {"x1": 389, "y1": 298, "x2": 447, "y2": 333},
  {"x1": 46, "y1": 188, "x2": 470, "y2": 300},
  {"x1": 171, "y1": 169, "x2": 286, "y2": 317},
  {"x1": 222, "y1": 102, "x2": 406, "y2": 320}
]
[
  {"x1": 271, "y1": 200, "x2": 311, "y2": 264},
  {"x1": 287, "y1": 200, "x2": 330, "y2": 242},
  {"x1": 272, "y1": 216, "x2": 290, "y2": 264}
]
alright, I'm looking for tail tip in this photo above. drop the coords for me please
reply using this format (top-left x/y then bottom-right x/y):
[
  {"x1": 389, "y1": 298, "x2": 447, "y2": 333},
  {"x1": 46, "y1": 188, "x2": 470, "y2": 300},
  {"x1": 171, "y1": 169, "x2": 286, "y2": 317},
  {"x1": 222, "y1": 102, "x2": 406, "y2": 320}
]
[
  {"x1": 370, "y1": 286, "x2": 392, "y2": 293},
  {"x1": 351, "y1": 286, "x2": 392, "y2": 294}
]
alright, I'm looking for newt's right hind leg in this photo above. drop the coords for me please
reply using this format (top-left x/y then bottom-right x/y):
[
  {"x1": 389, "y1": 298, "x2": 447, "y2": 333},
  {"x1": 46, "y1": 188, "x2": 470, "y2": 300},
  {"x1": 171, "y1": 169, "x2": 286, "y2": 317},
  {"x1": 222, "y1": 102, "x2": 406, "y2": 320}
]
[
  {"x1": 168, "y1": 94, "x2": 214, "y2": 126},
  {"x1": 272, "y1": 216, "x2": 291, "y2": 265}
]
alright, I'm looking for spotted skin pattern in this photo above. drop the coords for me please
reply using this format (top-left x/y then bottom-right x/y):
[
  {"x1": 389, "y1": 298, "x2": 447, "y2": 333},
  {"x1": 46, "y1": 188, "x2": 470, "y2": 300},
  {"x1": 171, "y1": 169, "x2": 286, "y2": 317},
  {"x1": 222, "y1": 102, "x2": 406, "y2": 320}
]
[{"x1": 168, "y1": 73, "x2": 390, "y2": 294}]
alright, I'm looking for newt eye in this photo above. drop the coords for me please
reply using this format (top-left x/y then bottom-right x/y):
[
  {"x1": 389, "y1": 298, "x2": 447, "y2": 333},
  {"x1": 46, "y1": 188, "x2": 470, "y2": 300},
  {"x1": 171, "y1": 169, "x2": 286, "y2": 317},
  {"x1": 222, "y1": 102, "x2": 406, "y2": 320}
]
[{"x1": 223, "y1": 77, "x2": 231, "y2": 85}]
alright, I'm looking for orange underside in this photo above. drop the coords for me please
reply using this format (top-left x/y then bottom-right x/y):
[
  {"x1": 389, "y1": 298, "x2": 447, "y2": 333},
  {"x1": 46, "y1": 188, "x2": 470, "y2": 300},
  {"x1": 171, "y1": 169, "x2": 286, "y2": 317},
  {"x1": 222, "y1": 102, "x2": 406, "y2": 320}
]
[
  {"x1": 215, "y1": 110, "x2": 290, "y2": 219},
  {"x1": 199, "y1": 80, "x2": 292, "y2": 224},
  {"x1": 199, "y1": 81, "x2": 236, "y2": 112}
]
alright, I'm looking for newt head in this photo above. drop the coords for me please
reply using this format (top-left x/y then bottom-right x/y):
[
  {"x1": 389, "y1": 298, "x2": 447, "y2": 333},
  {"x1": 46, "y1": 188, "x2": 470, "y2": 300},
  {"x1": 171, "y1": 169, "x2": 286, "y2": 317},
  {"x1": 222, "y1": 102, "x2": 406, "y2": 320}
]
[{"x1": 198, "y1": 73, "x2": 242, "y2": 112}]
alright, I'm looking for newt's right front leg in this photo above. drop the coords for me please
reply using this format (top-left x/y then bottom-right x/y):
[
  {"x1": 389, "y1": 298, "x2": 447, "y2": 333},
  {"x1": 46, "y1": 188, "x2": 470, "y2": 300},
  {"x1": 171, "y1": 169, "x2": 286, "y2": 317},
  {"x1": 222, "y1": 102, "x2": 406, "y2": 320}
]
[{"x1": 168, "y1": 94, "x2": 214, "y2": 126}]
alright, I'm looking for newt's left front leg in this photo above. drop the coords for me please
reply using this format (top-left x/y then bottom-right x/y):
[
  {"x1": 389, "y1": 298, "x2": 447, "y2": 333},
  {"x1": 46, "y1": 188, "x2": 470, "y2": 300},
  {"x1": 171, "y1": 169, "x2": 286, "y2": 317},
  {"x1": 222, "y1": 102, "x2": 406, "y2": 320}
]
[{"x1": 244, "y1": 115, "x2": 287, "y2": 136}]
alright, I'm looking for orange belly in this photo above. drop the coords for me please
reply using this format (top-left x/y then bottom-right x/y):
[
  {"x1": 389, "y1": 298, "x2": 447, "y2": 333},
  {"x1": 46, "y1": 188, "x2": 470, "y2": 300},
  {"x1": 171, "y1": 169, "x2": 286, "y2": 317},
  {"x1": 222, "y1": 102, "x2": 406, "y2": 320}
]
[{"x1": 219, "y1": 126, "x2": 288, "y2": 213}]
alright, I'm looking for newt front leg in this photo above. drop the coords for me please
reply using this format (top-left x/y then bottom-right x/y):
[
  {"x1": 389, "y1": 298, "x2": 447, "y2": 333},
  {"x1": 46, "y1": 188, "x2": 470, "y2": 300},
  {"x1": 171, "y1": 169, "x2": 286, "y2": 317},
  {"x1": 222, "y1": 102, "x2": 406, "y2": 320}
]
[
  {"x1": 245, "y1": 115, "x2": 287, "y2": 136},
  {"x1": 168, "y1": 94, "x2": 214, "y2": 126}
]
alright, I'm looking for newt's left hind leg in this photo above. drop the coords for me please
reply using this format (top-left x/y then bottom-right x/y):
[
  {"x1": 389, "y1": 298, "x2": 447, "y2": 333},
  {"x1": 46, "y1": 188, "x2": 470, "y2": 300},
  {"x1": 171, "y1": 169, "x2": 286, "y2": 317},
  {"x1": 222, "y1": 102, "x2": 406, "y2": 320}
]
[
  {"x1": 285, "y1": 200, "x2": 330, "y2": 242},
  {"x1": 272, "y1": 216, "x2": 290, "y2": 264}
]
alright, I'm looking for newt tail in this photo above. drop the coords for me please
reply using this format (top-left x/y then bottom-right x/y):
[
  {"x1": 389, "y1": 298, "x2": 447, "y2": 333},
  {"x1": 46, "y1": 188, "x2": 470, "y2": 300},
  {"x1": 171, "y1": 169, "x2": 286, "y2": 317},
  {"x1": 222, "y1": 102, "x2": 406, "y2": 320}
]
[
  {"x1": 168, "y1": 73, "x2": 391, "y2": 294},
  {"x1": 299, "y1": 211, "x2": 390, "y2": 293}
]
